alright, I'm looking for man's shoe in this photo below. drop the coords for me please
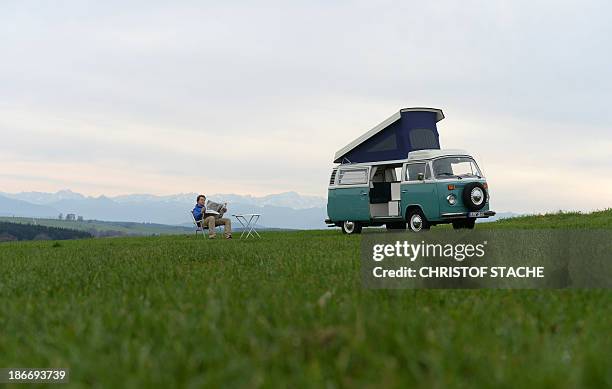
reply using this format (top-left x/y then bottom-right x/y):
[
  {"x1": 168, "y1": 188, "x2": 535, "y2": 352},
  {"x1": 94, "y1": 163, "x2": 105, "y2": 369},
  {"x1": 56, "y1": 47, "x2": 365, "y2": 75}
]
[
  {"x1": 226, "y1": 235, "x2": 232, "y2": 239},
  {"x1": 209, "y1": 235, "x2": 217, "y2": 239}
]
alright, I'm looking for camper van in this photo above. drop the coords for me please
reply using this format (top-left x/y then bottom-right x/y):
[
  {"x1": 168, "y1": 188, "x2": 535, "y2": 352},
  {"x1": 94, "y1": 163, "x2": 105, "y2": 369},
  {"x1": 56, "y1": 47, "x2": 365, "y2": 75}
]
[{"x1": 325, "y1": 108, "x2": 495, "y2": 233}]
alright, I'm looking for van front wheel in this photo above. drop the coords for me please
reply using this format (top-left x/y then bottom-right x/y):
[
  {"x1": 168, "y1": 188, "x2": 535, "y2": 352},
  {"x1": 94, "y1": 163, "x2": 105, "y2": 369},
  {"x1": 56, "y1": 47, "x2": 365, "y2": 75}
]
[
  {"x1": 407, "y1": 209, "x2": 430, "y2": 232},
  {"x1": 342, "y1": 221, "x2": 362, "y2": 234}
]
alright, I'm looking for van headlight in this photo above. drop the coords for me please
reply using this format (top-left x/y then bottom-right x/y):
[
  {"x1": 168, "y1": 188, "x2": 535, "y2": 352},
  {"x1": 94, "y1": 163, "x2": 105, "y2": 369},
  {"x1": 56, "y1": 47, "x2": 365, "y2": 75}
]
[{"x1": 446, "y1": 194, "x2": 456, "y2": 205}]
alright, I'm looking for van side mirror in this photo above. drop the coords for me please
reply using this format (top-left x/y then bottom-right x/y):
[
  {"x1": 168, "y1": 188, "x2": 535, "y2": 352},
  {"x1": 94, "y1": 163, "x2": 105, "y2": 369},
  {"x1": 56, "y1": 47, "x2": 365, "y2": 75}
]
[{"x1": 417, "y1": 173, "x2": 425, "y2": 181}]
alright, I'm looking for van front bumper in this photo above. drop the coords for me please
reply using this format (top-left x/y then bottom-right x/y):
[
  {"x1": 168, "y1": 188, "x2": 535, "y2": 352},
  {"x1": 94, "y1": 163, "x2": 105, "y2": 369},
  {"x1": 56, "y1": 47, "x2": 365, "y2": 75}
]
[{"x1": 441, "y1": 210, "x2": 496, "y2": 219}]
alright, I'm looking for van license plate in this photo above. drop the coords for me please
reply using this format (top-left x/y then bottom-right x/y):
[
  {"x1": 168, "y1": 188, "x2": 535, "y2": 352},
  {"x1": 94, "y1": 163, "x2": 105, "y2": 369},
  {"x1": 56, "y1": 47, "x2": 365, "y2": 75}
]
[{"x1": 468, "y1": 211, "x2": 484, "y2": 217}]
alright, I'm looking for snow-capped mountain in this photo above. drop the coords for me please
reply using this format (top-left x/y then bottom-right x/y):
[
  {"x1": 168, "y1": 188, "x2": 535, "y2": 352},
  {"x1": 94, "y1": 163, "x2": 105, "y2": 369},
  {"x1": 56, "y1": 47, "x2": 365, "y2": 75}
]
[
  {"x1": 0, "y1": 190, "x2": 328, "y2": 229},
  {"x1": 110, "y1": 191, "x2": 326, "y2": 209},
  {"x1": 2, "y1": 189, "x2": 86, "y2": 204}
]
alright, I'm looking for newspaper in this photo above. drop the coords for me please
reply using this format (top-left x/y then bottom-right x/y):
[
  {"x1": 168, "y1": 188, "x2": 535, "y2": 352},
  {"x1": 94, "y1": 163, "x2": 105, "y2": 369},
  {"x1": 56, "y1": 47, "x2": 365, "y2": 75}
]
[{"x1": 205, "y1": 200, "x2": 227, "y2": 217}]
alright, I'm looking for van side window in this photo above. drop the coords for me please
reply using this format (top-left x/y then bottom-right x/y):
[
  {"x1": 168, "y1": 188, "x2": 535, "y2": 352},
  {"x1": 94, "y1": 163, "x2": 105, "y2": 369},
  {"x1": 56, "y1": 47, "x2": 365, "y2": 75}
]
[
  {"x1": 406, "y1": 163, "x2": 426, "y2": 181},
  {"x1": 338, "y1": 168, "x2": 368, "y2": 185},
  {"x1": 409, "y1": 129, "x2": 439, "y2": 150}
]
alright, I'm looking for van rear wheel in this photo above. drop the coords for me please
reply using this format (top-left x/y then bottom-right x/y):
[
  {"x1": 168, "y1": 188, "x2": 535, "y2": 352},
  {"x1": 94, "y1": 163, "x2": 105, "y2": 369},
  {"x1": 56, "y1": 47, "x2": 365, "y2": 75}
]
[
  {"x1": 341, "y1": 221, "x2": 362, "y2": 234},
  {"x1": 407, "y1": 209, "x2": 430, "y2": 232}
]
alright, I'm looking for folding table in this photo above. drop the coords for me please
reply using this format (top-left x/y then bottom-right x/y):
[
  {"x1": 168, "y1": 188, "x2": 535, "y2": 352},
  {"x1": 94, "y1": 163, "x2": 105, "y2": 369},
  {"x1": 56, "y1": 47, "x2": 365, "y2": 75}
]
[{"x1": 232, "y1": 214, "x2": 261, "y2": 239}]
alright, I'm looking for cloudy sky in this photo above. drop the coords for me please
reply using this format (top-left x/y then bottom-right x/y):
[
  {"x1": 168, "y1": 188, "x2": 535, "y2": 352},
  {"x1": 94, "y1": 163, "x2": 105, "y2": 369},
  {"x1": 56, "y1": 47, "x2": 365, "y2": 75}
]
[{"x1": 1, "y1": 0, "x2": 610, "y2": 213}]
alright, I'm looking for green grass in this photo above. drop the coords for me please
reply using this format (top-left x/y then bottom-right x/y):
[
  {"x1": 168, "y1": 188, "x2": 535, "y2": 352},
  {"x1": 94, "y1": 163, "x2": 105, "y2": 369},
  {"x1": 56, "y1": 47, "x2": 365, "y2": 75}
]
[
  {"x1": 0, "y1": 211, "x2": 610, "y2": 388},
  {"x1": 481, "y1": 209, "x2": 612, "y2": 229}
]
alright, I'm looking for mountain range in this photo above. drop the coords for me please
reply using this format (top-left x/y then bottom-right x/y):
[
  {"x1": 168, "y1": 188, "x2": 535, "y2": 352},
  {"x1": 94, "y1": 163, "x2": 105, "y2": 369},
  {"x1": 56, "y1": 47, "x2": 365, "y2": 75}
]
[
  {"x1": 0, "y1": 190, "x2": 519, "y2": 230},
  {"x1": 0, "y1": 190, "x2": 329, "y2": 229}
]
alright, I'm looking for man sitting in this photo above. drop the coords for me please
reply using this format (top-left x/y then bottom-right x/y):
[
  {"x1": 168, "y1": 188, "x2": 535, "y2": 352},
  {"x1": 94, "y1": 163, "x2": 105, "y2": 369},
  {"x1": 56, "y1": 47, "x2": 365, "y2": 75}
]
[{"x1": 192, "y1": 194, "x2": 232, "y2": 239}]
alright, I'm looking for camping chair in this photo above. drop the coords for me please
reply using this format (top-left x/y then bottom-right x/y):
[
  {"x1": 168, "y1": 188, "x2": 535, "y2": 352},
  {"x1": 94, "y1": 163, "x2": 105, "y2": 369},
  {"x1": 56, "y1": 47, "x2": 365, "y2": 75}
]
[{"x1": 189, "y1": 211, "x2": 220, "y2": 238}]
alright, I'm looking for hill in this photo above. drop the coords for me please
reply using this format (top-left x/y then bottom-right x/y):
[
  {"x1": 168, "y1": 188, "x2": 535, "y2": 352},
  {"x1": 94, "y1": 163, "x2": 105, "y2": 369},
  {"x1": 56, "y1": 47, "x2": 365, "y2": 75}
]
[
  {"x1": 0, "y1": 221, "x2": 91, "y2": 242},
  {"x1": 0, "y1": 217, "x2": 192, "y2": 237}
]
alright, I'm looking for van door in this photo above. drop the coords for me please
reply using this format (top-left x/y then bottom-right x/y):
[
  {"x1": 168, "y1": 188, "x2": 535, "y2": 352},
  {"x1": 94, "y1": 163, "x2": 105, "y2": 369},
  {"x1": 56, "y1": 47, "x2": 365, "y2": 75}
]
[
  {"x1": 329, "y1": 167, "x2": 371, "y2": 222},
  {"x1": 401, "y1": 162, "x2": 439, "y2": 221}
]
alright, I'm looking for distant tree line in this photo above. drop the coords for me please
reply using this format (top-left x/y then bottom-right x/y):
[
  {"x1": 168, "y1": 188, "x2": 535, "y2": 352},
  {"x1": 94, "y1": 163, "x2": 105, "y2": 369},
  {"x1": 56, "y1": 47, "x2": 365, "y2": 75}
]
[{"x1": 0, "y1": 222, "x2": 92, "y2": 242}]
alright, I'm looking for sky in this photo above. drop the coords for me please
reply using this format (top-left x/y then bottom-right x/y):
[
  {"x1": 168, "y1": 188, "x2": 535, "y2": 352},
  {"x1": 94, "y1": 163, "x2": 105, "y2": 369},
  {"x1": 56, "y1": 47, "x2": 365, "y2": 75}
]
[{"x1": 0, "y1": 0, "x2": 611, "y2": 213}]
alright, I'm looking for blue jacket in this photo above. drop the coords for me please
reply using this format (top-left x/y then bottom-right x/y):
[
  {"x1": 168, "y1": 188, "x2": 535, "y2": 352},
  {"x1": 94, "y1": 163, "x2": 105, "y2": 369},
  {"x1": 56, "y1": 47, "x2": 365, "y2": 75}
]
[{"x1": 192, "y1": 204, "x2": 205, "y2": 221}]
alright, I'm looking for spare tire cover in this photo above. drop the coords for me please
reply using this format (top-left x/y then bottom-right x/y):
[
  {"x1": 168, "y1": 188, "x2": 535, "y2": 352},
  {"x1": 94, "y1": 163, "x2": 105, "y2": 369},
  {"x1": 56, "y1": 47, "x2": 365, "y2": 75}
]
[{"x1": 462, "y1": 182, "x2": 487, "y2": 211}]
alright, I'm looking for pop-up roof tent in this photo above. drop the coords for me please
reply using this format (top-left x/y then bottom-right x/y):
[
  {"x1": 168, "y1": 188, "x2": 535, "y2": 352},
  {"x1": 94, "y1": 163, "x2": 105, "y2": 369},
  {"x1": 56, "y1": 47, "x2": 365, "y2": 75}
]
[{"x1": 334, "y1": 107, "x2": 444, "y2": 164}]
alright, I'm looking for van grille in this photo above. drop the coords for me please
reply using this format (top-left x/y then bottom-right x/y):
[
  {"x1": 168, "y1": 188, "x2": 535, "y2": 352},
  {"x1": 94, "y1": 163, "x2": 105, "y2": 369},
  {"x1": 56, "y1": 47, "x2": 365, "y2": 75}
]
[{"x1": 329, "y1": 169, "x2": 337, "y2": 185}]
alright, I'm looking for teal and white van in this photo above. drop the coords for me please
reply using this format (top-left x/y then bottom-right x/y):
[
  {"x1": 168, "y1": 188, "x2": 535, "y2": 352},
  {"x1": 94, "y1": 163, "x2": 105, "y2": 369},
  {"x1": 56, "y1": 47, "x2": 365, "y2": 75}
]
[{"x1": 325, "y1": 108, "x2": 495, "y2": 233}]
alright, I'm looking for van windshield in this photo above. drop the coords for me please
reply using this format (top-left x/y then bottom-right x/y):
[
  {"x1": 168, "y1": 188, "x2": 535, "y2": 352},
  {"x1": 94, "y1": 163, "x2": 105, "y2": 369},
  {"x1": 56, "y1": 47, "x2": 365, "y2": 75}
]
[{"x1": 432, "y1": 157, "x2": 482, "y2": 179}]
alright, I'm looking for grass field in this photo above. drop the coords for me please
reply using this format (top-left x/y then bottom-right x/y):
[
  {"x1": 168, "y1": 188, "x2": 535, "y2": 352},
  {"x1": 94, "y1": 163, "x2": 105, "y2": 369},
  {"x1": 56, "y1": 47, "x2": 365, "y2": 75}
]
[{"x1": 0, "y1": 210, "x2": 610, "y2": 388}]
